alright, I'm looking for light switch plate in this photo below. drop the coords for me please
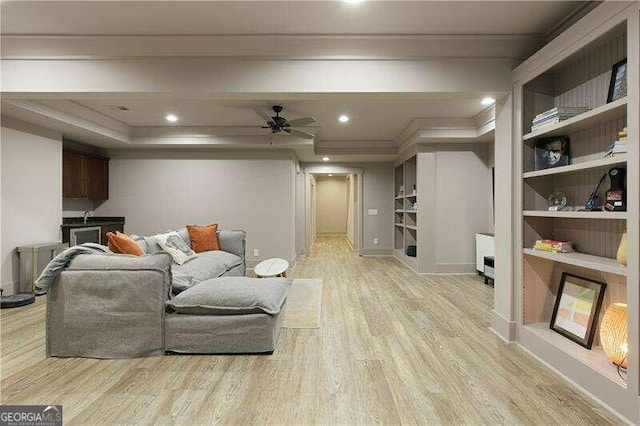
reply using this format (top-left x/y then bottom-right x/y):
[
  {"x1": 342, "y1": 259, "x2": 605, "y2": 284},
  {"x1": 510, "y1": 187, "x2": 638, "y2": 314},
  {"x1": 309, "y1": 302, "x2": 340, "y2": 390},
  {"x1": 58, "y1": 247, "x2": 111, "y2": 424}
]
[
  {"x1": 368, "y1": 209, "x2": 379, "y2": 216},
  {"x1": 253, "y1": 249, "x2": 259, "y2": 257}
]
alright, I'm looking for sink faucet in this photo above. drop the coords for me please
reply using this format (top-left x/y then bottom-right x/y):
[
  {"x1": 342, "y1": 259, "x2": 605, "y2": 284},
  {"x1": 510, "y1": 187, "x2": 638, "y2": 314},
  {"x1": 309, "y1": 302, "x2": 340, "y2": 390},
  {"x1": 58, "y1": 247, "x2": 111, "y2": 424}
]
[{"x1": 83, "y1": 210, "x2": 91, "y2": 224}]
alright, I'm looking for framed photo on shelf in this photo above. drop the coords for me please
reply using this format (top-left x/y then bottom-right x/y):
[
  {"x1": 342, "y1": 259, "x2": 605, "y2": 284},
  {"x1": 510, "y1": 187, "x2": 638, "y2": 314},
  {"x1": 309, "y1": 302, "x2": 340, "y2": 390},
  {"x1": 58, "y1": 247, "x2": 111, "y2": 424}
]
[
  {"x1": 534, "y1": 137, "x2": 570, "y2": 170},
  {"x1": 550, "y1": 272, "x2": 606, "y2": 349},
  {"x1": 607, "y1": 58, "x2": 627, "y2": 103}
]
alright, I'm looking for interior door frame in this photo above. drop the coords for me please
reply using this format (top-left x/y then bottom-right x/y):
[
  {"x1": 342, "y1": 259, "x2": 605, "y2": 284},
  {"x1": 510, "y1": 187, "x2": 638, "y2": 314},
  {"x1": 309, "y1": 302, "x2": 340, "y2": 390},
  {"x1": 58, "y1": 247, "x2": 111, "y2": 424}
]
[{"x1": 304, "y1": 166, "x2": 363, "y2": 255}]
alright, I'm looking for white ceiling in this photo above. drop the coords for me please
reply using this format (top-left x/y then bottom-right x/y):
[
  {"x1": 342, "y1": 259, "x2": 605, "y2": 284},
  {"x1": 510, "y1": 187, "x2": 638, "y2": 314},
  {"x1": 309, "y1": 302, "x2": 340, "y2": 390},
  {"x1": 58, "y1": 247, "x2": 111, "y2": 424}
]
[
  {"x1": 1, "y1": 0, "x2": 590, "y2": 161},
  {"x1": 1, "y1": 1, "x2": 582, "y2": 36},
  {"x1": 68, "y1": 97, "x2": 490, "y2": 140}
]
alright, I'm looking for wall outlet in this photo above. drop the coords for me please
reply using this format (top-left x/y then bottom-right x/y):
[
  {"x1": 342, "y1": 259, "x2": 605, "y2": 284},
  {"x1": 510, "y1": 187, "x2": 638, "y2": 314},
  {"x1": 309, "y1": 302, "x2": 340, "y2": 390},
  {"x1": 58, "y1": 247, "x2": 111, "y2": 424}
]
[
  {"x1": 373, "y1": 238, "x2": 379, "y2": 245},
  {"x1": 368, "y1": 209, "x2": 379, "y2": 216},
  {"x1": 253, "y1": 249, "x2": 259, "y2": 257}
]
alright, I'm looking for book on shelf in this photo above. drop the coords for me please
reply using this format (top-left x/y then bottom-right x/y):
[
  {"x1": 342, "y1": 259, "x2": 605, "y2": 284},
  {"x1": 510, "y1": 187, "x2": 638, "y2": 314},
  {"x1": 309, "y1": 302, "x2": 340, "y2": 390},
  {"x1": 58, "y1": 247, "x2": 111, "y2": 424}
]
[
  {"x1": 533, "y1": 239, "x2": 574, "y2": 253},
  {"x1": 604, "y1": 138, "x2": 628, "y2": 158},
  {"x1": 533, "y1": 106, "x2": 591, "y2": 120},
  {"x1": 531, "y1": 106, "x2": 590, "y2": 131}
]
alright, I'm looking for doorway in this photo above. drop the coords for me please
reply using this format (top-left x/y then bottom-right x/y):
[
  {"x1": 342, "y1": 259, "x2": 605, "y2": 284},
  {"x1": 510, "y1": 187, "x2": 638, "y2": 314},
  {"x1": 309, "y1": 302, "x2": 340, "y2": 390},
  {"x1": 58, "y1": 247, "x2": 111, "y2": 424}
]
[{"x1": 307, "y1": 171, "x2": 360, "y2": 253}]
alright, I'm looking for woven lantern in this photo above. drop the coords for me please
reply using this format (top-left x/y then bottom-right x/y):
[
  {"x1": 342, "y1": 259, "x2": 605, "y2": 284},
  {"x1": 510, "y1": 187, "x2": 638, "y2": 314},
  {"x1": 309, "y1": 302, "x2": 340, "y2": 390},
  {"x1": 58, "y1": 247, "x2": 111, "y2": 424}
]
[{"x1": 599, "y1": 303, "x2": 628, "y2": 368}]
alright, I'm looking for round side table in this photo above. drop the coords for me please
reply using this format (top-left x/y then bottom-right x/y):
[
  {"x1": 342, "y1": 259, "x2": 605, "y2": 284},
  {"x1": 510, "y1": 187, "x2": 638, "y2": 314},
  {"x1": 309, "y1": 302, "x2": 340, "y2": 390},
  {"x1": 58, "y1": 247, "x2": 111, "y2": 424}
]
[{"x1": 254, "y1": 258, "x2": 289, "y2": 278}]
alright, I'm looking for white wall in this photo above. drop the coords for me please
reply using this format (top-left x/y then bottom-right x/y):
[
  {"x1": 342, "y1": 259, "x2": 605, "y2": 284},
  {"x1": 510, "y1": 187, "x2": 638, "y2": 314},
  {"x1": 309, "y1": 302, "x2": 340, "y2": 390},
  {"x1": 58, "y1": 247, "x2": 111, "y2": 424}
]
[
  {"x1": 1, "y1": 120, "x2": 62, "y2": 295},
  {"x1": 95, "y1": 150, "x2": 297, "y2": 267},
  {"x1": 315, "y1": 176, "x2": 348, "y2": 235},
  {"x1": 361, "y1": 164, "x2": 394, "y2": 254},
  {"x1": 435, "y1": 149, "x2": 493, "y2": 272},
  {"x1": 491, "y1": 94, "x2": 515, "y2": 340}
]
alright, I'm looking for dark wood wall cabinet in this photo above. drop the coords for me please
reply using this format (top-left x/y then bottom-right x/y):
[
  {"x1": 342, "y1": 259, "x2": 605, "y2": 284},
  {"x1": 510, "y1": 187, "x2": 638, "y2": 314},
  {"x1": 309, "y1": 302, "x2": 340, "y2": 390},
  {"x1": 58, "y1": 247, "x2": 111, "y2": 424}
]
[{"x1": 63, "y1": 150, "x2": 109, "y2": 200}]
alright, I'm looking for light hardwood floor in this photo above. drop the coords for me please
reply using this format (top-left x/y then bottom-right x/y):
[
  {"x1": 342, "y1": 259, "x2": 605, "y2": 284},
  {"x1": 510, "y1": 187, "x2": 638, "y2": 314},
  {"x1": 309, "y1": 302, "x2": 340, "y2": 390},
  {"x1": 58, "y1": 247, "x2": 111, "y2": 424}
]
[{"x1": 0, "y1": 236, "x2": 621, "y2": 425}]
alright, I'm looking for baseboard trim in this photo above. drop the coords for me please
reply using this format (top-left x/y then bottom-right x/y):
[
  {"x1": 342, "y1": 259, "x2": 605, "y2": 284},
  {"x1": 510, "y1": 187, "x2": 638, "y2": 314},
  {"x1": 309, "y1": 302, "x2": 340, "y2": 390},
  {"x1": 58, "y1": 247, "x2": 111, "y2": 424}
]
[
  {"x1": 489, "y1": 310, "x2": 516, "y2": 342},
  {"x1": 435, "y1": 263, "x2": 476, "y2": 274},
  {"x1": 361, "y1": 248, "x2": 393, "y2": 256},
  {"x1": 416, "y1": 272, "x2": 476, "y2": 276}
]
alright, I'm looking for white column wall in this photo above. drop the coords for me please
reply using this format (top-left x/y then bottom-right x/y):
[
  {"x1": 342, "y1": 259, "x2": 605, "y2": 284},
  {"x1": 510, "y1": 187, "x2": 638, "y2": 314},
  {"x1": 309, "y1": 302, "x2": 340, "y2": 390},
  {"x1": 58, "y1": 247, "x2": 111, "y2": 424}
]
[{"x1": 490, "y1": 94, "x2": 515, "y2": 341}]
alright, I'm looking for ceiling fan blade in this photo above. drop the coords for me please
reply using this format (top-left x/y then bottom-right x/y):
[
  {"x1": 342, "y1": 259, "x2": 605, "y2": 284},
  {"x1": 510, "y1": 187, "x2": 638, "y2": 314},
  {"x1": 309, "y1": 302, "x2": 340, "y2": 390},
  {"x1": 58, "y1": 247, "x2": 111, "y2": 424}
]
[
  {"x1": 286, "y1": 117, "x2": 317, "y2": 127},
  {"x1": 253, "y1": 109, "x2": 273, "y2": 124},
  {"x1": 286, "y1": 129, "x2": 315, "y2": 139}
]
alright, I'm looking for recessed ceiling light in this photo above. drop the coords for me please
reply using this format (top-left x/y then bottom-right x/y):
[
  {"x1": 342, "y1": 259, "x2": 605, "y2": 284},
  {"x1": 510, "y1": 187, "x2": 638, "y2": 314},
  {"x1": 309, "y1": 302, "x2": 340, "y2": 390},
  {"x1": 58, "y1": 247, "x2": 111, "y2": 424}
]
[
  {"x1": 338, "y1": 115, "x2": 350, "y2": 123},
  {"x1": 481, "y1": 97, "x2": 495, "y2": 106},
  {"x1": 329, "y1": 174, "x2": 333, "y2": 177},
  {"x1": 343, "y1": 0, "x2": 364, "y2": 3},
  {"x1": 165, "y1": 113, "x2": 178, "y2": 122},
  {"x1": 322, "y1": 157, "x2": 330, "y2": 162}
]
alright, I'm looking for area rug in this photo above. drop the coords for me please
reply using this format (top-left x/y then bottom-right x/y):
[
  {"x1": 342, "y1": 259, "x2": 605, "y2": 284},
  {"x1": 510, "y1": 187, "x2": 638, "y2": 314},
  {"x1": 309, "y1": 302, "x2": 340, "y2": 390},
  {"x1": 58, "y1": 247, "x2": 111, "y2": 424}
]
[{"x1": 282, "y1": 278, "x2": 322, "y2": 329}]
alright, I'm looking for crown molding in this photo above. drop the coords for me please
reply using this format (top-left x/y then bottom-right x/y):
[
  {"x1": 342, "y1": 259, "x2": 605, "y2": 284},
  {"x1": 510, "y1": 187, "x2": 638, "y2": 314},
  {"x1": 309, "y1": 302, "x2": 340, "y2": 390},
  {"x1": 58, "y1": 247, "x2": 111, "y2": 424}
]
[
  {"x1": 1, "y1": 99, "x2": 132, "y2": 146},
  {"x1": 395, "y1": 105, "x2": 496, "y2": 154}
]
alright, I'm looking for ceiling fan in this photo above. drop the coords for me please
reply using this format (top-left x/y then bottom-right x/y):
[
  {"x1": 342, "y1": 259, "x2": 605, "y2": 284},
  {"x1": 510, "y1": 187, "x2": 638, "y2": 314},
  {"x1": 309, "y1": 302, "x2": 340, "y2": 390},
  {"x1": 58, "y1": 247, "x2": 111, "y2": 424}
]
[{"x1": 254, "y1": 105, "x2": 317, "y2": 140}]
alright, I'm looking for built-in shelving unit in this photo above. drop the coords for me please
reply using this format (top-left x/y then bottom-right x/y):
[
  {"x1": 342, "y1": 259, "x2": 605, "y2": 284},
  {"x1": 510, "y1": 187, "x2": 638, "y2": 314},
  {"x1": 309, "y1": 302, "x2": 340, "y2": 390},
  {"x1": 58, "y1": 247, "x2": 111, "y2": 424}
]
[
  {"x1": 514, "y1": 8, "x2": 638, "y2": 422},
  {"x1": 393, "y1": 155, "x2": 419, "y2": 270}
]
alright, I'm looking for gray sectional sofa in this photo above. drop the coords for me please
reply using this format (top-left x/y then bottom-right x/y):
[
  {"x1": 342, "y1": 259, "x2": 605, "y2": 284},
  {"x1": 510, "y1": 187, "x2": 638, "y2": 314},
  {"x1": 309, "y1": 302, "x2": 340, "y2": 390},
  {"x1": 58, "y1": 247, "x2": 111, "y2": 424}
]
[{"x1": 46, "y1": 229, "x2": 289, "y2": 358}]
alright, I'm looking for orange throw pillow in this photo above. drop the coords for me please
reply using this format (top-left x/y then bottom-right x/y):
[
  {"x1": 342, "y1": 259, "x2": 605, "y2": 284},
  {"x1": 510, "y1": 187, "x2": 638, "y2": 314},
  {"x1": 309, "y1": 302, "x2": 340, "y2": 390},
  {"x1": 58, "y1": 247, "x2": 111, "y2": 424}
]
[
  {"x1": 187, "y1": 223, "x2": 220, "y2": 253},
  {"x1": 107, "y1": 231, "x2": 144, "y2": 256}
]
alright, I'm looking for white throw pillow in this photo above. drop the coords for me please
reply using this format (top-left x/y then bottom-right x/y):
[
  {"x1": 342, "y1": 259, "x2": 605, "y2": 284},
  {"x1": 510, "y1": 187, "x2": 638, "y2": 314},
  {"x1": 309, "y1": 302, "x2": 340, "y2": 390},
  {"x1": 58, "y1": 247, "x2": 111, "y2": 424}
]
[{"x1": 154, "y1": 231, "x2": 197, "y2": 265}]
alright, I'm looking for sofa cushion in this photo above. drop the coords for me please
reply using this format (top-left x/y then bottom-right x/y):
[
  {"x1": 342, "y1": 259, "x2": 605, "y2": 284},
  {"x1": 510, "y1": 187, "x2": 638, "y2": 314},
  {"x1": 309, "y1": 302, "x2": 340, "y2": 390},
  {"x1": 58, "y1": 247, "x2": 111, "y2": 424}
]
[
  {"x1": 170, "y1": 250, "x2": 243, "y2": 292},
  {"x1": 187, "y1": 223, "x2": 220, "y2": 253},
  {"x1": 106, "y1": 232, "x2": 145, "y2": 256},
  {"x1": 154, "y1": 231, "x2": 197, "y2": 265},
  {"x1": 142, "y1": 228, "x2": 191, "y2": 254},
  {"x1": 166, "y1": 277, "x2": 290, "y2": 315}
]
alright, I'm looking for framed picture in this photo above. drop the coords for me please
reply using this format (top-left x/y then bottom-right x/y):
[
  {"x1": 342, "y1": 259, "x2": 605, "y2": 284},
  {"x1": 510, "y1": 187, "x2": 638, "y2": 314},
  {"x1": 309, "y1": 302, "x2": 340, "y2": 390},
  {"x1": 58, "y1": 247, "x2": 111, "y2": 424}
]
[
  {"x1": 607, "y1": 59, "x2": 627, "y2": 103},
  {"x1": 550, "y1": 273, "x2": 606, "y2": 349},
  {"x1": 534, "y1": 137, "x2": 570, "y2": 171}
]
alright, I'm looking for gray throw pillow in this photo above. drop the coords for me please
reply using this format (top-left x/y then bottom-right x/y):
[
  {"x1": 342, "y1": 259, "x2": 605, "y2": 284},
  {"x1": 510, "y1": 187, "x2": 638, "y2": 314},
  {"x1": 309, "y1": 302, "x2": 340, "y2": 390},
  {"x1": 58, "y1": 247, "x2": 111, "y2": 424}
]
[{"x1": 166, "y1": 277, "x2": 290, "y2": 315}]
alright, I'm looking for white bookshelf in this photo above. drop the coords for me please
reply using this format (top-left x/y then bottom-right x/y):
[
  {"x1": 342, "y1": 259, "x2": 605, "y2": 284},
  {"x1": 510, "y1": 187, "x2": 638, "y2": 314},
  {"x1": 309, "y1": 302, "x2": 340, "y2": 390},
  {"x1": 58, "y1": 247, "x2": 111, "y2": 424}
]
[
  {"x1": 393, "y1": 155, "x2": 419, "y2": 270},
  {"x1": 513, "y1": 6, "x2": 638, "y2": 422}
]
